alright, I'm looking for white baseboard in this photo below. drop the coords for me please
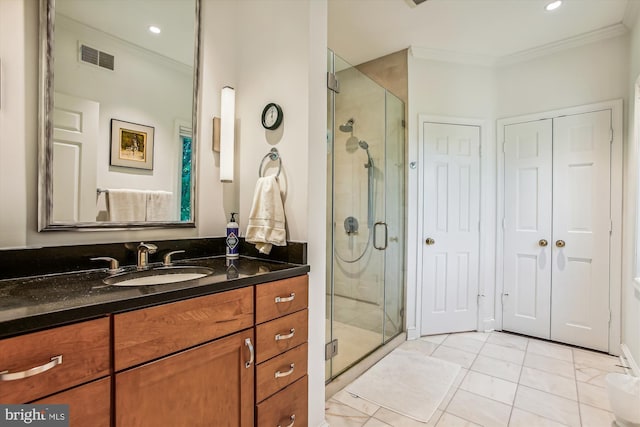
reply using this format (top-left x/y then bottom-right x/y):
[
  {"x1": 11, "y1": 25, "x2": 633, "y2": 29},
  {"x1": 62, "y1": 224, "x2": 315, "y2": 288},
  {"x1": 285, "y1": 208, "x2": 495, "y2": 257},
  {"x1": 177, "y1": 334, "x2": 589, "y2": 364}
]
[
  {"x1": 621, "y1": 343, "x2": 640, "y2": 377},
  {"x1": 406, "y1": 326, "x2": 419, "y2": 340}
]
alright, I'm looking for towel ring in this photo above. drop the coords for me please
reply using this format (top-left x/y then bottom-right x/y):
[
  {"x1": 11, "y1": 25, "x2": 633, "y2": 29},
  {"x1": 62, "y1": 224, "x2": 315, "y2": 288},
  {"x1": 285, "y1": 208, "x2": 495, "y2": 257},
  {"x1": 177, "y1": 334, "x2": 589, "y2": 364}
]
[{"x1": 259, "y1": 148, "x2": 282, "y2": 178}]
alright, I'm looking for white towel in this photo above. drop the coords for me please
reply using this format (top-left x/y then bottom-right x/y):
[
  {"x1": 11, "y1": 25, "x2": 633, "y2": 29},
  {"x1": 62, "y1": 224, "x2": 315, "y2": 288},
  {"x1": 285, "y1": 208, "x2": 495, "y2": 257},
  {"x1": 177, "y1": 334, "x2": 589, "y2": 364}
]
[
  {"x1": 146, "y1": 191, "x2": 173, "y2": 221},
  {"x1": 245, "y1": 176, "x2": 286, "y2": 254},
  {"x1": 107, "y1": 189, "x2": 147, "y2": 221}
]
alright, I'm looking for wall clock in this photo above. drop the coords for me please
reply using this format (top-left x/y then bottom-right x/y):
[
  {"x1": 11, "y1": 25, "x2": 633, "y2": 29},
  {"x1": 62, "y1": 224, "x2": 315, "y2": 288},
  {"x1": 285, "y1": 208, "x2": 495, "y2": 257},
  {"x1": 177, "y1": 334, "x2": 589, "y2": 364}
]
[{"x1": 261, "y1": 103, "x2": 283, "y2": 130}]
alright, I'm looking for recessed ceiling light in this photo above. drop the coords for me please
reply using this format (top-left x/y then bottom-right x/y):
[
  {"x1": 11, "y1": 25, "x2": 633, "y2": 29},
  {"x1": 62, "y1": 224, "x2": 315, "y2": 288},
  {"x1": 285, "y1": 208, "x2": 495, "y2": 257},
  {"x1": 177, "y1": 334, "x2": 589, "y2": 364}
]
[
  {"x1": 545, "y1": 0, "x2": 562, "y2": 11},
  {"x1": 148, "y1": 26, "x2": 161, "y2": 34}
]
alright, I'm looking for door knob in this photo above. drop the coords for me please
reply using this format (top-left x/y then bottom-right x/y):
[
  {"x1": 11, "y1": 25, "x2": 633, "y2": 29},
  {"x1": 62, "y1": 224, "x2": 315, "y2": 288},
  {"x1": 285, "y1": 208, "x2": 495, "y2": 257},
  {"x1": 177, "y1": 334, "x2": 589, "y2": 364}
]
[
  {"x1": 538, "y1": 239, "x2": 548, "y2": 247},
  {"x1": 556, "y1": 240, "x2": 566, "y2": 248},
  {"x1": 425, "y1": 238, "x2": 435, "y2": 245}
]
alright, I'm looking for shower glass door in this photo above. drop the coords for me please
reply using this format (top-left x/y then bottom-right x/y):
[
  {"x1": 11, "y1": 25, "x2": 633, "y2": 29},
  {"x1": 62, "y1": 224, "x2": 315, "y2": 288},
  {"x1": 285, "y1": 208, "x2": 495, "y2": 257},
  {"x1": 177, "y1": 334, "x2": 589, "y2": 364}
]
[{"x1": 326, "y1": 50, "x2": 405, "y2": 381}]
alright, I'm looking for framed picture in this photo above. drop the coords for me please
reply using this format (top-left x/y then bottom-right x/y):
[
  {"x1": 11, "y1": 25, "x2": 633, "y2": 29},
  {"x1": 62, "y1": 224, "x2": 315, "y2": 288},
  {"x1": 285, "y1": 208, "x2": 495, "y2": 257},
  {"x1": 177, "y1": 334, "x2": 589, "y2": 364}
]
[{"x1": 110, "y1": 119, "x2": 155, "y2": 170}]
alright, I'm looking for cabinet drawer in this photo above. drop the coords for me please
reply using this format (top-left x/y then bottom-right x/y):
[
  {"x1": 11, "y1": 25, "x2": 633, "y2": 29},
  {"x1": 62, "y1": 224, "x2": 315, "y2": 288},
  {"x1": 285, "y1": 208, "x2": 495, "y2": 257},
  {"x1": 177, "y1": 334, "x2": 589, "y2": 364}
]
[
  {"x1": 257, "y1": 343, "x2": 307, "y2": 403},
  {"x1": 114, "y1": 286, "x2": 253, "y2": 371},
  {"x1": 257, "y1": 376, "x2": 308, "y2": 427},
  {"x1": 256, "y1": 275, "x2": 308, "y2": 324},
  {"x1": 256, "y1": 309, "x2": 308, "y2": 364},
  {"x1": 34, "y1": 377, "x2": 110, "y2": 427},
  {"x1": 0, "y1": 317, "x2": 110, "y2": 403}
]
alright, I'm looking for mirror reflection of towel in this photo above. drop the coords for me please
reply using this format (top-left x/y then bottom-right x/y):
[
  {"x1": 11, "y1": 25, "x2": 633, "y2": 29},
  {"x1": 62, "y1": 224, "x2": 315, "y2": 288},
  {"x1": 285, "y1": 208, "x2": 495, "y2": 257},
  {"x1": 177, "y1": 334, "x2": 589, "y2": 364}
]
[
  {"x1": 146, "y1": 191, "x2": 173, "y2": 221},
  {"x1": 245, "y1": 176, "x2": 286, "y2": 254},
  {"x1": 106, "y1": 189, "x2": 173, "y2": 221},
  {"x1": 107, "y1": 189, "x2": 146, "y2": 221}
]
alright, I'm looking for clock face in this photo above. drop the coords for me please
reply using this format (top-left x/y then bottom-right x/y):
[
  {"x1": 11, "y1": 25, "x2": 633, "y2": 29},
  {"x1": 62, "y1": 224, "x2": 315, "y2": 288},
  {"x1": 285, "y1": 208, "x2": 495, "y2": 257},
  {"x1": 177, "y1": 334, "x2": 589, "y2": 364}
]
[
  {"x1": 262, "y1": 103, "x2": 283, "y2": 130},
  {"x1": 264, "y1": 106, "x2": 278, "y2": 127}
]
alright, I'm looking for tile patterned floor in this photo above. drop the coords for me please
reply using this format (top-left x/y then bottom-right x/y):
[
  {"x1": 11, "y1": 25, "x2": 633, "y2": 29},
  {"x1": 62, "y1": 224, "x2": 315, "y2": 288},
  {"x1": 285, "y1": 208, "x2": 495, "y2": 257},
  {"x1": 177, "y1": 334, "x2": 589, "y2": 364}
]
[{"x1": 325, "y1": 331, "x2": 624, "y2": 426}]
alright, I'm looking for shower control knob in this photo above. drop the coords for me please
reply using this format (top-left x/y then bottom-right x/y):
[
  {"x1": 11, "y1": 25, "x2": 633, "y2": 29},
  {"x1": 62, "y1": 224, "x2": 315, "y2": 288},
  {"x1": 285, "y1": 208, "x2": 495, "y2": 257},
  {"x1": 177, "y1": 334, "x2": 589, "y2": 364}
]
[{"x1": 425, "y1": 238, "x2": 435, "y2": 246}]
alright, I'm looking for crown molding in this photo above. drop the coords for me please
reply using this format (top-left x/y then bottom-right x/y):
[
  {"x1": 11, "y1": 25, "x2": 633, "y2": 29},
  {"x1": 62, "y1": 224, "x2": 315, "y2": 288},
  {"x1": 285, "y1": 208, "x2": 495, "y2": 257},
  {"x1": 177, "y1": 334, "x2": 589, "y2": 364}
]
[
  {"x1": 496, "y1": 23, "x2": 628, "y2": 66},
  {"x1": 410, "y1": 23, "x2": 628, "y2": 68},
  {"x1": 409, "y1": 46, "x2": 496, "y2": 67}
]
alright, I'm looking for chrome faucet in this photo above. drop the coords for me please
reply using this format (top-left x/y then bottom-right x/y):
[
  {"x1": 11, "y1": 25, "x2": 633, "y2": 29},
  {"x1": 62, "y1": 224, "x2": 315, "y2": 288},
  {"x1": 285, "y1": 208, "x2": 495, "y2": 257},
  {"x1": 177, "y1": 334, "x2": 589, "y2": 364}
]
[{"x1": 137, "y1": 242, "x2": 158, "y2": 270}]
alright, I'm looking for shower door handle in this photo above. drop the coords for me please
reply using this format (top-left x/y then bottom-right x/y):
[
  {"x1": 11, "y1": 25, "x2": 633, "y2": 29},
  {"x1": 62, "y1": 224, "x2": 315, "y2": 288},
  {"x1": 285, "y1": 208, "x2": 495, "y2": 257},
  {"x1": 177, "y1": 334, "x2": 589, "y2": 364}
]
[{"x1": 373, "y1": 222, "x2": 388, "y2": 250}]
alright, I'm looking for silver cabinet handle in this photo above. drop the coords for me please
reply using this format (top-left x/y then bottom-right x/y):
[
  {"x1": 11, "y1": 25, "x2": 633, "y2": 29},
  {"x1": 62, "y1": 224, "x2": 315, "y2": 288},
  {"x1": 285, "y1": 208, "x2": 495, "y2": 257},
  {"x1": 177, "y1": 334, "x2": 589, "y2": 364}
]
[
  {"x1": 1, "y1": 355, "x2": 63, "y2": 381},
  {"x1": 373, "y1": 221, "x2": 388, "y2": 250},
  {"x1": 278, "y1": 415, "x2": 295, "y2": 427},
  {"x1": 275, "y1": 293, "x2": 295, "y2": 303},
  {"x1": 275, "y1": 328, "x2": 295, "y2": 341},
  {"x1": 274, "y1": 363, "x2": 295, "y2": 378},
  {"x1": 244, "y1": 338, "x2": 254, "y2": 369}
]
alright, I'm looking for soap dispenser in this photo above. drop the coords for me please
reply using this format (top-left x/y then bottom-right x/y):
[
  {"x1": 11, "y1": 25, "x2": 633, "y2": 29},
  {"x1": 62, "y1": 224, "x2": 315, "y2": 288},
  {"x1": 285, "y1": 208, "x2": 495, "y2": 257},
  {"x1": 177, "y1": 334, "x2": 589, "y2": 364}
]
[{"x1": 226, "y1": 212, "x2": 239, "y2": 259}]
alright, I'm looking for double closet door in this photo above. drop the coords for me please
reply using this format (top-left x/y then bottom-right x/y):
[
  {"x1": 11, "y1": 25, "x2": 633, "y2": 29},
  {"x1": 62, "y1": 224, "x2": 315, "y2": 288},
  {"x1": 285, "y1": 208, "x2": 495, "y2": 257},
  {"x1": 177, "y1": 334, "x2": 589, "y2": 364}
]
[{"x1": 502, "y1": 110, "x2": 612, "y2": 352}]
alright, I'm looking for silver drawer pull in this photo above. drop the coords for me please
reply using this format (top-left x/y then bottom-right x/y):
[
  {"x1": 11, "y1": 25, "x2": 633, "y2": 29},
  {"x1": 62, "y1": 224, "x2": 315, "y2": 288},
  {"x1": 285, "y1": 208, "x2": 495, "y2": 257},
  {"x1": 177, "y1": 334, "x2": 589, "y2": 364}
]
[
  {"x1": 0, "y1": 355, "x2": 63, "y2": 381},
  {"x1": 275, "y1": 293, "x2": 295, "y2": 303},
  {"x1": 274, "y1": 363, "x2": 295, "y2": 378},
  {"x1": 275, "y1": 328, "x2": 295, "y2": 341},
  {"x1": 277, "y1": 414, "x2": 295, "y2": 427},
  {"x1": 245, "y1": 338, "x2": 254, "y2": 369}
]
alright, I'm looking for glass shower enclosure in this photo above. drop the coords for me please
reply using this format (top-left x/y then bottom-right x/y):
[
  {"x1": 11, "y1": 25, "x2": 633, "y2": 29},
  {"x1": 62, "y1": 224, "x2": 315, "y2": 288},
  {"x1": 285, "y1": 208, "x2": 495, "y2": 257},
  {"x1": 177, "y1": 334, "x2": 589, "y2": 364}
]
[{"x1": 326, "y1": 50, "x2": 406, "y2": 382}]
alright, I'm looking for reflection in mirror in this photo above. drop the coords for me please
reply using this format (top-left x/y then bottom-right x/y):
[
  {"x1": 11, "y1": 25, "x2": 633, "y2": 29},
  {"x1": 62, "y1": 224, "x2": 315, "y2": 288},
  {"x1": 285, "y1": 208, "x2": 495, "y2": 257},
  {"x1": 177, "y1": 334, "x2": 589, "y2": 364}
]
[{"x1": 39, "y1": 0, "x2": 200, "y2": 230}]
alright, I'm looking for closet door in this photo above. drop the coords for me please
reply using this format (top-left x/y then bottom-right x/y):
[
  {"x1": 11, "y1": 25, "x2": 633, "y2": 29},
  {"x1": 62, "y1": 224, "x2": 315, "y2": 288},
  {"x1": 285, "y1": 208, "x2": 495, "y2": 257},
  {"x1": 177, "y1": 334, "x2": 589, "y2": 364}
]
[
  {"x1": 421, "y1": 122, "x2": 480, "y2": 335},
  {"x1": 502, "y1": 119, "x2": 553, "y2": 340},
  {"x1": 551, "y1": 110, "x2": 611, "y2": 352}
]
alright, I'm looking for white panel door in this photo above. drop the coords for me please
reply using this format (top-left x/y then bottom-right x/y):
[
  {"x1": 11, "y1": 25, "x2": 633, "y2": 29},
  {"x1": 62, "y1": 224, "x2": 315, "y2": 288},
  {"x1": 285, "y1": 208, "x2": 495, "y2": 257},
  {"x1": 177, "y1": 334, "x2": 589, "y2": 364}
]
[
  {"x1": 551, "y1": 110, "x2": 611, "y2": 351},
  {"x1": 52, "y1": 93, "x2": 99, "y2": 222},
  {"x1": 421, "y1": 123, "x2": 480, "y2": 335},
  {"x1": 502, "y1": 119, "x2": 553, "y2": 340}
]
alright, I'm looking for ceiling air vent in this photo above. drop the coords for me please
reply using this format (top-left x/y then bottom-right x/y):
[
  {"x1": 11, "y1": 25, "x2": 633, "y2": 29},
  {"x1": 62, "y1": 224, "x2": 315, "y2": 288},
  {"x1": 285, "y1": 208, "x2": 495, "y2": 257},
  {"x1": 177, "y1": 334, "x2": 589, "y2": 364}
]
[{"x1": 80, "y1": 43, "x2": 115, "y2": 71}]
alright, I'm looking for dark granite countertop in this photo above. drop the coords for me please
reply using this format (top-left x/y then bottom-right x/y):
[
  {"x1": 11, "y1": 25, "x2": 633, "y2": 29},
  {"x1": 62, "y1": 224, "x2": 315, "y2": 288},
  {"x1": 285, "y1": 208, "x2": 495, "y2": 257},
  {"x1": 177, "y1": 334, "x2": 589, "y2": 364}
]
[{"x1": 0, "y1": 255, "x2": 310, "y2": 339}]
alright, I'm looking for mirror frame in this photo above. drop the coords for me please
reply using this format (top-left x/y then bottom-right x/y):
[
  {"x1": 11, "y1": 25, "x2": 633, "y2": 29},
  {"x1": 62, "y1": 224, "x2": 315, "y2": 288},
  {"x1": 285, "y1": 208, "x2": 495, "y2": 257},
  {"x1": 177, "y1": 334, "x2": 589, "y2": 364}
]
[{"x1": 38, "y1": 0, "x2": 201, "y2": 231}]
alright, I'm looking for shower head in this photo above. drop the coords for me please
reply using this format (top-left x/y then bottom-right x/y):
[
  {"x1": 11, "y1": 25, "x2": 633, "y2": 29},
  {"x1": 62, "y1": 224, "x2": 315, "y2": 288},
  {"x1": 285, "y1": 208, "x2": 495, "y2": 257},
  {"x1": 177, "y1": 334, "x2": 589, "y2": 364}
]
[
  {"x1": 359, "y1": 140, "x2": 373, "y2": 167},
  {"x1": 339, "y1": 118, "x2": 355, "y2": 133}
]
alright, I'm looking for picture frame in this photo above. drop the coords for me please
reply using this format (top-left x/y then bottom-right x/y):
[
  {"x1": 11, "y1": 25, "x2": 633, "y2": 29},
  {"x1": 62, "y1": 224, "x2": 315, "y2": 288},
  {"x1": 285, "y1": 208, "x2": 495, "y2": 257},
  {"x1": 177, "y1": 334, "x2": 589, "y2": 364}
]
[{"x1": 110, "y1": 119, "x2": 154, "y2": 170}]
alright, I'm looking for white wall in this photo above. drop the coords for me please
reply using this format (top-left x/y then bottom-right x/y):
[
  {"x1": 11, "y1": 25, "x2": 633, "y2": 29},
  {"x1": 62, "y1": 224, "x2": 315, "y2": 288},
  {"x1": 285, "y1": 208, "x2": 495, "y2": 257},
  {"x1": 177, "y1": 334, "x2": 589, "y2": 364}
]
[
  {"x1": 406, "y1": 55, "x2": 497, "y2": 338},
  {"x1": 624, "y1": 14, "x2": 640, "y2": 367},
  {"x1": 495, "y1": 36, "x2": 629, "y2": 117},
  {"x1": 234, "y1": 0, "x2": 310, "y2": 243},
  {"x1": 0, "y1": 0, "x2": 31, "y2": 248}
]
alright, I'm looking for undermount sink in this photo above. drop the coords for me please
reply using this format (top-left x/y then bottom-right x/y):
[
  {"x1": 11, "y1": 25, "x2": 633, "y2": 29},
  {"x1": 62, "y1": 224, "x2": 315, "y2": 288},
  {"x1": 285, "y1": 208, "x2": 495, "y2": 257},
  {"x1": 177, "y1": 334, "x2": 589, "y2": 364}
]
[{"x1": 103, "y1": 266, "x2": 214, "y2": 287}]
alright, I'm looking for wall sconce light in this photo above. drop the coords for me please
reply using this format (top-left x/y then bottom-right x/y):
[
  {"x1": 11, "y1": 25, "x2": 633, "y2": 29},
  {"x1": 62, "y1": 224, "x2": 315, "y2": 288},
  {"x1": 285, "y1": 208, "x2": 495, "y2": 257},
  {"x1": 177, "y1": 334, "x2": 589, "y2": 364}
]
[{"x1": 219, "y1": 86, "x2": 235, "y2": 182}]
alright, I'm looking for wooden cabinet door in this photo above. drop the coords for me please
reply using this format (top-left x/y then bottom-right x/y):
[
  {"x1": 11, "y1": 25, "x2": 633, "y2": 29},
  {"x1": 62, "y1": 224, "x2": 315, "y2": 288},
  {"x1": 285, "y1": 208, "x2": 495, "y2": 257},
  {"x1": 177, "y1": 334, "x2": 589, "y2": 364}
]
[
  {"x1": 116, "y1": 330, "x2": 254, "y2": 427},
  {"x1": 34, "y1": 377, "x2": 110, "y2": 427}
]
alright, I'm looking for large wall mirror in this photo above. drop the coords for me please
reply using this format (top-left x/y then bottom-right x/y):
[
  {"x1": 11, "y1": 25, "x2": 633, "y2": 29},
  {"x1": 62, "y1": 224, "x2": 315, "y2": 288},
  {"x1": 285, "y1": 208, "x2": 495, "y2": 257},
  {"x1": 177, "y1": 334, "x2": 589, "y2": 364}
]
[{"x1": 38, "y1": 0, "x2": 200, "y2": 230}]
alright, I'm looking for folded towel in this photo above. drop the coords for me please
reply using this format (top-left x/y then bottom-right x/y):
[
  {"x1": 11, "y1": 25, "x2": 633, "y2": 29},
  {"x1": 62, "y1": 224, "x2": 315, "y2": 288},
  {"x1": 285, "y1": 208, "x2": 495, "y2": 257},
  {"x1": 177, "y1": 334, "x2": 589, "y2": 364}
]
[
  {"x1": 245, "y1": 176, "x2": 286, "y2": 254},
  {"x1": 107, "y1": 189, "x2": 147, "y2": 221},
  {"x1": 146, "y1": 191, "x2": 173, "y2": 221}
]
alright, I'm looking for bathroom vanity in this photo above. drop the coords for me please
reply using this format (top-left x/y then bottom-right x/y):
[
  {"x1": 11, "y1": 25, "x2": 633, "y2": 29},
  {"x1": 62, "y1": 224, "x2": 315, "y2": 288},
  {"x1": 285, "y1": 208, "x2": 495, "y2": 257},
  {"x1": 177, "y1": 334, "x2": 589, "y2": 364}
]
[{"x1": 0, "y1": 245, "x2": 309, "y2": 427}]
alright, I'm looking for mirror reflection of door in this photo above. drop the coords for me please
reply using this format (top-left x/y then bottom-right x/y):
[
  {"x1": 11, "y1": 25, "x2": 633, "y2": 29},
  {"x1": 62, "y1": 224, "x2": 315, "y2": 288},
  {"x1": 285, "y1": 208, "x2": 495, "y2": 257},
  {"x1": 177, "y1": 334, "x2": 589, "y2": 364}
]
[{"x1": 52, "y1": 93, "x2": 99, "y2": 223}]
